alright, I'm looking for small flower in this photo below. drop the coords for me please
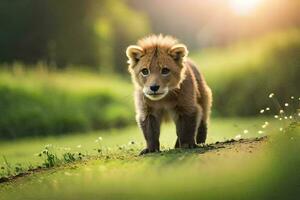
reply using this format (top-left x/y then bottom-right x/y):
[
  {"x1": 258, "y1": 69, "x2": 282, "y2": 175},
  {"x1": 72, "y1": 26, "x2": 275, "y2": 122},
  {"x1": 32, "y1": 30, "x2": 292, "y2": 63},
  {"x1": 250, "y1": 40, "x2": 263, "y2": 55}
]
[
  {"x1": 291, "y1": 96, "x2": 294, "y2": 99},
  {"x1": 284, "y1": 116, "x2": 288, "y2": 120},
  {"x1": 243, "y1": 129, "x2": 249, "y2": 134},
  {"x1": 284, "y1": 103, "x2": 289, "y2": 107},
  {"x1": 262, "y1": 122, "x2": 268, "y2": 128},
  {"x1": 279, "y1": 110, "x2": 284, "y2": 114},
  {"x1": 279, "y1": 118, "x2": 282, "y2": 121},
  {"x1": 260, "y1": 109, "x2": 265, "y2": 114},
  {"x1": 77, "y1": 145, "x2": 82, "y2": 148},
  {"x1": 289, "y1": 116, "x2": 293, "y2": 119},
  {"x1": 98, "y1": 137, "x2": 103, "y2": 141},
  {"x1": 298, "y1": 113, "x2": 300, "y2": 116},
  {"x1": 274, "y1": 115, "x2": 279, "y2": 119},
  {"x1": 95, "y1": 139, "x2": 99, "y2": 143},
  {"x1": 279, "y1": 127, "x2": 283, "y2": 131},
  {"x1": 128, "y1": 141, "x2": 135, "y2": 145},
  {"x1": 258, "y1": 130, "x2": 264, "y2": 134},
  {"x1": 235, "y1": 134, "x2": 242, "y2": 140},
  {"x1": 268, "y1": 93, "x2": 274, "y2": 98},
  {"x1": 266, "y1": 107, "x2": 270, "y2": 111}
]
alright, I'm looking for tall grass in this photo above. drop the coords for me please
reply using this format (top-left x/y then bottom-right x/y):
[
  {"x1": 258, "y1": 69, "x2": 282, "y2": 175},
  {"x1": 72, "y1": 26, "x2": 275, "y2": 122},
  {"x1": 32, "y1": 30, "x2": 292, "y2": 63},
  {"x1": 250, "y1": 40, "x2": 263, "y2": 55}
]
[
  {"x1": 0, "y1": 66, "x2": 135, "y2": 139},
  {"x1": 192, "y1": 29, "x2": 300, "y2": 116}
]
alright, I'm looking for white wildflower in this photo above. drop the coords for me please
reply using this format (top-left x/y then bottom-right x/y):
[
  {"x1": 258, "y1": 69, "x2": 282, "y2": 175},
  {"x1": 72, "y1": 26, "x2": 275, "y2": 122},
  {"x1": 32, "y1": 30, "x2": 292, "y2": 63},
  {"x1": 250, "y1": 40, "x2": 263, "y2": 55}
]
[
  {"x1": 289, "y1": 116, "x2": 293, "y2": 119},
  {"x1": 266, "y1": 107, "x2": 270, "y2": 111},
  {"x1": 279, "y1": 110, "x2": 284, "y2": 114},
  {"x1": 258, "y1": 130, "x2": 264, "y2": 134},
  {"x1": 98, "y1": 137, "x2": 103, "y2": 141},
  {"x1": 279, "y1": 118, "x2": 282, "y2": 121},
  {"x1": 243, "y1": 129, "x2": 249, "y2": 134},
  {"x1": 279, "y1": 127, "x2": 283, "y2": 131},
  {"x1": 291, "y1": 96, "x2": 294, "y2": 99},
  {"x1": 268, "y1": 93, "x2": 274, "y2": 98},
  {"x1": 260, "y1": 109, "x2": 265, "y2": 114},
  {"x1": 274, "y1": 115, "x2": 279, "y2": 118},
  {"x1": 284, "y1": 103, "x2": 289, "y2": 107},
  {"x1": 235, "y1": 134, "x2": 242, "y2": 140},
  {"x1": 284, "y1": 116, "x2": 288, "y2": 120},
  {"x1": 77, "y1": 145, "x2": 82, "y2": 148}
]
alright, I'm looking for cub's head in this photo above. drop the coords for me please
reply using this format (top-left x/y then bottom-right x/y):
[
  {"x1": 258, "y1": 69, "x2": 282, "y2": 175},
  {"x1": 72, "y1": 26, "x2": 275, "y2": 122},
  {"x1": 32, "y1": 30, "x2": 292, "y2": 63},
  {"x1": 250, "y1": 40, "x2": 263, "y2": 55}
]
[{"x1": 126, "y1": 35, "x2": 188, "y2": 101}]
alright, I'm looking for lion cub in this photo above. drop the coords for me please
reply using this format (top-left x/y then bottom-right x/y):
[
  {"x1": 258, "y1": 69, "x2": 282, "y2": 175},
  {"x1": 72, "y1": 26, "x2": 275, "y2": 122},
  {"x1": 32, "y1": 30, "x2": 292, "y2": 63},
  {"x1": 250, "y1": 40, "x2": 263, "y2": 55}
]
[{"x1": 126, "y1": 35, "x2": 212, "y2": 155}]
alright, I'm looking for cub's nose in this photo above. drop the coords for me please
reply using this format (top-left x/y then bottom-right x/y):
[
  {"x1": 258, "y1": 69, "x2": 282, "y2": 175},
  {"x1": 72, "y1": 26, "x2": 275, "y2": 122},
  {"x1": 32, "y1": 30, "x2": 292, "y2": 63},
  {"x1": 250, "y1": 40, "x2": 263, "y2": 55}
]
[{"x1": 150, "y1": 85, "x2": 160, "y2": 92}]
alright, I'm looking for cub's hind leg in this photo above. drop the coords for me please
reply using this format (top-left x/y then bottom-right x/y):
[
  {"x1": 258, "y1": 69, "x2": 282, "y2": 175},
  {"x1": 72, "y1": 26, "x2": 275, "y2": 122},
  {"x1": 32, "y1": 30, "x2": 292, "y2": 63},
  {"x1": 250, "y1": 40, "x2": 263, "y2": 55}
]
[
  {"x1": 196, "y1": 120, "x2": 207, "y2": 144},
  {"x1": 174, "y1": 109, "x2": 199, "y2": 149}
]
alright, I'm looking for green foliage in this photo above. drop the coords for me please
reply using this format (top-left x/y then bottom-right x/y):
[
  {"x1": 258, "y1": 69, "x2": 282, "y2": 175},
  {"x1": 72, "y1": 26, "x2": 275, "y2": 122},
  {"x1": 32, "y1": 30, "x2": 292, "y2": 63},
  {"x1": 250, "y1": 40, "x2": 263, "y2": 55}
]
[
  {"x1": 0, "y1": 67, "x2": 134, "y2": 139},
  {"x1": 192, "y1": 29, "x2": 300, "y2": 116}
]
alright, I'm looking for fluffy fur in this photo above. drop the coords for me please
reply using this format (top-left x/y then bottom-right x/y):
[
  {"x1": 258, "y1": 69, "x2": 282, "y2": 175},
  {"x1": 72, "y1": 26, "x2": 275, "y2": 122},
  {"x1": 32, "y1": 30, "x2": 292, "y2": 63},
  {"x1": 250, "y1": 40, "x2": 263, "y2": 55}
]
[{"x1": 126, "y1": 34, "x2": 212, "y2": 155}]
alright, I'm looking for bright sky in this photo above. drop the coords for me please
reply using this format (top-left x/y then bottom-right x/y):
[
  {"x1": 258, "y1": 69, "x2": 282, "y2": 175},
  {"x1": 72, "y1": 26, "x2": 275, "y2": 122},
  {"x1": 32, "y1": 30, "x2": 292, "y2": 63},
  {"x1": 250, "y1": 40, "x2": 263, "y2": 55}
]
[{"x1": 229, "y1": 0, "x2": 262, "y2": 15}]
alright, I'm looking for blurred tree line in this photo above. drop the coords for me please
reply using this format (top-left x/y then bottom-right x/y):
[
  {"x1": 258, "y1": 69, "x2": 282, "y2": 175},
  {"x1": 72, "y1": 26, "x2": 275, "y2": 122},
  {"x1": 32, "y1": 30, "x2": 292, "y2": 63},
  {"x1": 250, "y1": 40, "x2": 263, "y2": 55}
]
[
  {"x1": 1, "y1": 0, "x2": 299, "y2": 72},
  {"x1": 0, "y1": 0, "x2": 149, "y2": 73}
]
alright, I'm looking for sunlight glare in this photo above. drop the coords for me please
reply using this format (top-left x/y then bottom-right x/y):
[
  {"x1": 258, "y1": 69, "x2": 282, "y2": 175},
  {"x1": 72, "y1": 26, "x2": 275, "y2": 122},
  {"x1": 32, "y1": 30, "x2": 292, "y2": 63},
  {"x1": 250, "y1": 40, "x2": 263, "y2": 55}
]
[{"x1": 229, "y1": 0, "x2": 262, "y2": 15}]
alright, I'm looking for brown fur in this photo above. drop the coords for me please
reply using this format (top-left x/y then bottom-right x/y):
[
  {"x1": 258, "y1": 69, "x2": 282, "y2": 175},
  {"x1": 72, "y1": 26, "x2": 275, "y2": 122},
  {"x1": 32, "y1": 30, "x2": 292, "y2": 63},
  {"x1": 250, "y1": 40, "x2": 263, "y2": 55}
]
[{"x1": 126, "y1": 34, "x2": 212, "y2": 155}]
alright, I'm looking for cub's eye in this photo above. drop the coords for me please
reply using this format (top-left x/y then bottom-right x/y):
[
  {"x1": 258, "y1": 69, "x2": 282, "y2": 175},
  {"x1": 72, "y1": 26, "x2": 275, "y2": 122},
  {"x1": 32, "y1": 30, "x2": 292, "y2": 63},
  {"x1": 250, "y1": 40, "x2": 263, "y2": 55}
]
[
  {"x1": 141, "y1": 68, "x2": 149, "y2": 76},
  {"x1": 161, "y1": 67, "x2": 170, "y2": 76}
]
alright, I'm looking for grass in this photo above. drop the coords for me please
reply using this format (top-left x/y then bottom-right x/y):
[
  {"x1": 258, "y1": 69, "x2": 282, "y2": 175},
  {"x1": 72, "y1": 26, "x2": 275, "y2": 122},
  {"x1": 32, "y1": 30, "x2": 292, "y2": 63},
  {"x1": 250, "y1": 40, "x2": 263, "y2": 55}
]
[
  {"x1": 0, "y1": 118, "x2": 299, "y2": 200},
  {"x1": 191, "y1": 29, "x2": 300, "y2": 116},
  {"x1": 0, "y1": 118, "x2": 272, "y2": 168},
  {"x1": 0, "y1": 66, "x2": 135, "y2": 139},
  {"x1": 0, "y1": 96, "x2": 299, "y2": 199}
]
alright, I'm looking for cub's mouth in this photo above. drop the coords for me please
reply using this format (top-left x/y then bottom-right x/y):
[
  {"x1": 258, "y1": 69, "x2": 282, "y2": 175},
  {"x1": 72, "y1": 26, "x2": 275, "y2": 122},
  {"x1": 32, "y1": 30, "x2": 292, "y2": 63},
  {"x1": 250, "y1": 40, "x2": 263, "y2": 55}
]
[
  {"x1": 144, "y1": 91, "x2": 168, "y2": 101},
  {"x1": 148, "y1": 92, "x2": 164, "y2": 96},
  {"x1": 142, "y1": 87, "x2": 169, "y2": 101}
]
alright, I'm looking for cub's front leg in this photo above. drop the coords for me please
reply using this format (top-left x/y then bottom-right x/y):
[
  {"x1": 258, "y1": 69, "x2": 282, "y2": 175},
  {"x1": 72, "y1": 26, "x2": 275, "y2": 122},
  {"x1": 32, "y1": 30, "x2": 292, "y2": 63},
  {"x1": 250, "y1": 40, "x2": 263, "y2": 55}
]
[
  {"x1": 138, "y1": 114, "x2": 161, "y2": 155},
  {"x1": 174, "y1": 108, "x2": 200, "y2": 149}
]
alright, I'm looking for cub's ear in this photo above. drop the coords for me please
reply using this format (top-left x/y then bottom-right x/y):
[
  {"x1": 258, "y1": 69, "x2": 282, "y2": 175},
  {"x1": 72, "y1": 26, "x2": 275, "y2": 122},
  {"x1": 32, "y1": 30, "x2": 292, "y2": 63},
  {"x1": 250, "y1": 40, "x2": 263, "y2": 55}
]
[
  {"x1": 168, "y1": 44, "x2": 188, "y2": 63},
  {"x1": 126, "y1": 45, "x2": 144, "y2": 65}
]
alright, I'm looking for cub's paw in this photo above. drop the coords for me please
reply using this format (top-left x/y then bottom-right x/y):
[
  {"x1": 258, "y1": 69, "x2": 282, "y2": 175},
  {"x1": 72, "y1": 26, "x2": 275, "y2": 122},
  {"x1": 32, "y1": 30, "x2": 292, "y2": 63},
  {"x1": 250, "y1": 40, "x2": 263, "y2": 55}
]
[
  {"x1": 139, "y1": 148, "x2": 150, "y2": 155},
  {"x1": 139, "y1": 148, "x2": 160, "y2": 155}
]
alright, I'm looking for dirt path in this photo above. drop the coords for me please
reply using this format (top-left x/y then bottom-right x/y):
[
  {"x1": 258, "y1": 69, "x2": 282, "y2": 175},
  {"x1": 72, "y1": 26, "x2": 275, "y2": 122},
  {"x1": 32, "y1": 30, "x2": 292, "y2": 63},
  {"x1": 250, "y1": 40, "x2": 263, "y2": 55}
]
[{"x1": 198, "y1": 136, "x2": 267, "y2": 155}]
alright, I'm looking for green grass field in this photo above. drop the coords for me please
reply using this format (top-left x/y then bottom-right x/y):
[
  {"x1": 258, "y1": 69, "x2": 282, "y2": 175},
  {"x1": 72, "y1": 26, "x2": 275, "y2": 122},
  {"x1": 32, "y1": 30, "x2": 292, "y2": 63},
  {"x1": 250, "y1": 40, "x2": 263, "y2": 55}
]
[
  {"x1": 1, "y1": 118, "x2": 299, "y2": 200},
  {"x1": 0, "y1": 118, "x2": 271, "y2": 167}
]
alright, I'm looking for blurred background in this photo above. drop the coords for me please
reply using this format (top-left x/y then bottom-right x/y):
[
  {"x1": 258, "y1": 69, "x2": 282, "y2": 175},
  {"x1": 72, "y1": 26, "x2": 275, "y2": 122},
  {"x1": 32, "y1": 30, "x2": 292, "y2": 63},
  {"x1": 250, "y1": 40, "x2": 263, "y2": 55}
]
[{"x1": 0, "y1": 0, "x2": 299, "y2": 139}]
